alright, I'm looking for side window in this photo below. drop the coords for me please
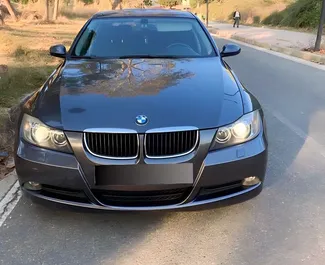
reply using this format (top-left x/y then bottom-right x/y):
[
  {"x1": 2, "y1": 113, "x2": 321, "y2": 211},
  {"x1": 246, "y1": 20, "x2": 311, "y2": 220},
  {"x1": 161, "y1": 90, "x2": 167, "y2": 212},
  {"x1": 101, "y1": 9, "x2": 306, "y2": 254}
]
[
  {"x1": 190, "y1": 21, "x2": 214, "y2": 56},
  {"x1": 74, "y1": 23, "x2": 98, "y2": 56},
  {"x1": 199, "y1": 28, "x2": 214, "y2": 55},
  {"x1": 192, "y1": 29, "x2": 202, "y2": 54}
]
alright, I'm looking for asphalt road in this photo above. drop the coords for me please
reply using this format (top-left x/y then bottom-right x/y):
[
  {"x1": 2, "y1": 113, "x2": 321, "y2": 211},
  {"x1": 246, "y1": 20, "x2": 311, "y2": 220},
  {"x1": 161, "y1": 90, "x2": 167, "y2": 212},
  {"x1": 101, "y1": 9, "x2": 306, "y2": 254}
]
[{"x1": 1, "y1": 39, "x2": 325, "y2": 265}]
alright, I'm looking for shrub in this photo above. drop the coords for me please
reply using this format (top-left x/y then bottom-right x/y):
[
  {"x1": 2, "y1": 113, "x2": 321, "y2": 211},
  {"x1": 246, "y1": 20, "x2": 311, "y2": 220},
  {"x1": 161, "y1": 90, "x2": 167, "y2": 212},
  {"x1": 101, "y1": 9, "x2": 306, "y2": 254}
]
[
  {"x1": 253, "y1": 16, "x2": 261, "y2": 24},
  {"x1": 263, "y1": 0, "x2": 322, "y2": 28},
  {"x1": 279, "y1": 0, "x2": 321, "y2": 28},
  {"x1": 262, "y1": 11, "x2": 285, "y2": 26},
  {"x1": 60, "y1": 9, "x2": 95, "y2": 19},
  {"x1": 80, "y1": 0, "x2": 94, "y2": 4},
  {"x1": 13, "y1": 46, "x2": 54, "y2": 64},
  {"x1": 263, "y1": 0, "x2": 275, "y2": 5},
  {"x1": 13, "y1": 46, "x2": 26, "y2": 58},
  {"x1": 0, "y1": 65, "x2": 55, "y2": 108}
]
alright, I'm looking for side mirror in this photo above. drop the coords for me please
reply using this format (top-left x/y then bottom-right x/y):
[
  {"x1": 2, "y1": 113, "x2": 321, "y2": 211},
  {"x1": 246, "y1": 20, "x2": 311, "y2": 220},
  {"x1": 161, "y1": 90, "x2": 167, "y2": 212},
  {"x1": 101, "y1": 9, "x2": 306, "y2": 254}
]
[
  {"x1": 221, "y1": 44, "x2": 241, "y2": 57},
  {"x1": 50, "y1": 45, "x2": 66, "y2": 58}
]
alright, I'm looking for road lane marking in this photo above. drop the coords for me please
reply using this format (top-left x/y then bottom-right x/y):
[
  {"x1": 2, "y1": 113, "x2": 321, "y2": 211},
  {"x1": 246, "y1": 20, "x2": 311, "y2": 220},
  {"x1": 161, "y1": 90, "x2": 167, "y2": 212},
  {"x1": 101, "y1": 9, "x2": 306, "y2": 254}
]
[
  {"x1": 211, "y1": 34, "x2": 325, "y2": 71},
  {"x1": 0, "y1": 181, "x2": 22, "y2": 228}
]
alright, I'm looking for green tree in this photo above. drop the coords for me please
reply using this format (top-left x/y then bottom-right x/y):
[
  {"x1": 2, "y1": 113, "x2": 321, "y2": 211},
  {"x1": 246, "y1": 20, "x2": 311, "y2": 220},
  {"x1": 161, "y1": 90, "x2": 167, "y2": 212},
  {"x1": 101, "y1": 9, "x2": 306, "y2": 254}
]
[
  {"x1": 158, "y1": 0, "x2": 181, "y2": 8},
  {"x1": 144, "y1": 0, "x2": 153, "y2": 6},
  {"x1": 80, "y1": 0, "x2": 94, "y2": 4}
]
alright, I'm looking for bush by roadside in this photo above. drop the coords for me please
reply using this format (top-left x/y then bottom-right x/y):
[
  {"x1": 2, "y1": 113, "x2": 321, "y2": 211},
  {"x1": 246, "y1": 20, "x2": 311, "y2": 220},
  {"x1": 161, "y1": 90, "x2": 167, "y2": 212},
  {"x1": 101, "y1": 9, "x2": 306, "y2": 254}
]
[
  {"x1": 253, "y1": 16, "x2": 261, "y2": 24},
  {"x1": 0, "y1": 94, "x2": 31, "y2": 153},
  {"x1": 0, "y1": 51, "x2": 55, "y2": 108},
  {"x1": 263, "y1": 0, "x2": 323, "y2": 28},
  {"x1": 0, "y1": 53, "x2": 55, "y2": 153},
  {"x1": 262, "y1": 10, "x2": 284, "y2": 26}
]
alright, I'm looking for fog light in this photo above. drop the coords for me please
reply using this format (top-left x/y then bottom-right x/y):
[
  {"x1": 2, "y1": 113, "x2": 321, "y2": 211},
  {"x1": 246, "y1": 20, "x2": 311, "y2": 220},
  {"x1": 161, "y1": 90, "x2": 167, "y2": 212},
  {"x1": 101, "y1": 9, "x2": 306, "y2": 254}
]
[
  {"x1": 242, "y1": 176, "x2": 261, "y2": 187},
  {"x1": 24, "y1": 181, "x2": 42, "y2": 191}
]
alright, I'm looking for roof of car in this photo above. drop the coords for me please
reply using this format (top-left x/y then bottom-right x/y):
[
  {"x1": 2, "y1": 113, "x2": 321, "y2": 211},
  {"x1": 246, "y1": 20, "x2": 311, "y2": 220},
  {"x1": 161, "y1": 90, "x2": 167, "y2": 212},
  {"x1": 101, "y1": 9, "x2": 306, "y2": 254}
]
[{"x1": 93, "y1": 9, "x2": 195, "y2": 19}]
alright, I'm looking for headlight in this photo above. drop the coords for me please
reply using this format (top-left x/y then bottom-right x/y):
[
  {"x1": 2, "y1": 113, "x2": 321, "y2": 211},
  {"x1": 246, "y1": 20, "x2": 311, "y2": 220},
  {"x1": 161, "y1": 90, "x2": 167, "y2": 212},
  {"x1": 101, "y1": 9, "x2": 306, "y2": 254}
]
[
  {"x1": 211, "y1": 110, "x2": 261, "y2": 150},
  {"x1": 21, "y1": 114, "x2": 72, "y2": 153}
]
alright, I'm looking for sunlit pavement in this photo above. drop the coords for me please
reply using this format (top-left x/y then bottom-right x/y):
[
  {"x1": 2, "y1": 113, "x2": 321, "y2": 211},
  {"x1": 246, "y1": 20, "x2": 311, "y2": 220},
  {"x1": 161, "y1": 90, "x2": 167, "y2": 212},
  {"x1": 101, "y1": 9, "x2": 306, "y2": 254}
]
[
  {"x1": 1, "y1": 39, "x2": 325, "y2": 265},
  {"x1": 209, "y1": 22, "x2": 316, "y2": 49}
]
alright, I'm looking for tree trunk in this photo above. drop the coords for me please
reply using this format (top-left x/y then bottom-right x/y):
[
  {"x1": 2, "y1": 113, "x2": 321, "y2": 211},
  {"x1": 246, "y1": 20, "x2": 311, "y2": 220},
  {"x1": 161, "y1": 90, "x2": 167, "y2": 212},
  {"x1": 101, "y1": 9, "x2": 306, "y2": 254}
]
[
  {"x1": 206, "y1": 0, "x2": 209, "y2": 27},
  {"x1": 315, "y1": 0, "x2": 325, "y2": 51},
  {"x1": 110, "y1": 0, "x2": 120, "y2": 10},
  {"x1": 44, "y1": 0, "x2": 50, "y2": 21},
  {"x1": 2, "y1": 0, "x2": 17, "y2": 21},
  {"x1": 73, "y1": 0, "x2": 77, "y2": 10},
  {"x1": 0, "y1": 15, "x2": 4, "y2": 25},
  {"x1": 53, "y1": 0, "x2": 59, "y2": 20}
]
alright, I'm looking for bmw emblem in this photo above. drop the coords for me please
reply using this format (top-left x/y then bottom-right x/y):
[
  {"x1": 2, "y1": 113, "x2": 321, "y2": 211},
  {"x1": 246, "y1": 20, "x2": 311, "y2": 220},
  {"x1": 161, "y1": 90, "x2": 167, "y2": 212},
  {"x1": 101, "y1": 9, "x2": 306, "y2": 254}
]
[{"x1": 135, "y1": 115, "x2": 148, "y2": 126}]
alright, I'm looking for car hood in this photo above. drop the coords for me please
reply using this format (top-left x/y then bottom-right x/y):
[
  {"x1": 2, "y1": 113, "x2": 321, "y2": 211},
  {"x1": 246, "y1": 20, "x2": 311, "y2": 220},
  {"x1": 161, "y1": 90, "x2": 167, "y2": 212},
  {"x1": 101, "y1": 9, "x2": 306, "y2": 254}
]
[{"x1": 35, "y1": 58, "x2": 243, "y2": 133}]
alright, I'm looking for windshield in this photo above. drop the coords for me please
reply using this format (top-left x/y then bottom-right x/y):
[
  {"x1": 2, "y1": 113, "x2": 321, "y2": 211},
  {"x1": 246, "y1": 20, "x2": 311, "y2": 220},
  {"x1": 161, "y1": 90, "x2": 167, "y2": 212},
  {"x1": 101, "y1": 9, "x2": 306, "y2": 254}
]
[{"x1": 72, "y1": 17, "x2": 216, "y2": 58}]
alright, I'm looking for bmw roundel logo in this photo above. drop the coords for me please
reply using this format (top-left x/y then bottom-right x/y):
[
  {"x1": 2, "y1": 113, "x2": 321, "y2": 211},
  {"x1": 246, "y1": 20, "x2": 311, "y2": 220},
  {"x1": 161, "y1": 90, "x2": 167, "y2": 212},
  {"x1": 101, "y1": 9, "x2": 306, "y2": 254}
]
[{"x1": 135, "y1": 115, "x2": 148, "y2": 125}]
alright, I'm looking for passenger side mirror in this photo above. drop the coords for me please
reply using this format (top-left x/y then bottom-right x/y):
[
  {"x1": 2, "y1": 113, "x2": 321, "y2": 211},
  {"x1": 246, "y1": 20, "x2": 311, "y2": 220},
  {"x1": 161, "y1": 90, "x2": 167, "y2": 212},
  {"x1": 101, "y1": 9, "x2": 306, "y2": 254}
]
[
  {"x1": 221, "y1": 44, "x2": 241, "y2": 57},
  {"x1": 50, "y1": 45, "x2": 67, "y2": 58}
]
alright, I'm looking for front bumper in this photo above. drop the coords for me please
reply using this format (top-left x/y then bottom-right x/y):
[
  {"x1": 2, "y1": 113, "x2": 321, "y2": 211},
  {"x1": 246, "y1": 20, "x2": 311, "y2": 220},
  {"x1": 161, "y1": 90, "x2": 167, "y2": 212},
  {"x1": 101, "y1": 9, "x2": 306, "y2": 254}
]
[{"x1": 15, "y1": 128, "x2": 267, "y2": 211}]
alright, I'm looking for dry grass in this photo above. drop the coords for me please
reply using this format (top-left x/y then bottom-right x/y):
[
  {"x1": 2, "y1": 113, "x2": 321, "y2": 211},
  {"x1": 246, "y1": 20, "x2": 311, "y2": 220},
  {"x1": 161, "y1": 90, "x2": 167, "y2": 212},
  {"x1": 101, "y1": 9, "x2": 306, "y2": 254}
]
[
  {"x1": 194, "y1": 0, "x2": 293, "y2": 23},
  {"x1": 0, "y1": 20, "x2": 84, "y2": 107},
  {"x1": 0, "y1": 20, "x2": 85, "y2": 152},
  {"x1": 0, "y1": 20, "x2": 84, "y2": 55}
]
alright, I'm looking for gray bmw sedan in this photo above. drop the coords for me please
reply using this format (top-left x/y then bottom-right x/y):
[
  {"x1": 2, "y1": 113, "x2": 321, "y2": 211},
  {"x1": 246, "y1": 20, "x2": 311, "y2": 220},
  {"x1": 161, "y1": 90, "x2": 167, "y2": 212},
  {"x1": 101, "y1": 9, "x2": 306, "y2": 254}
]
[{"x1": 14, "y1": 9, "x2": 268, "y2": 210}]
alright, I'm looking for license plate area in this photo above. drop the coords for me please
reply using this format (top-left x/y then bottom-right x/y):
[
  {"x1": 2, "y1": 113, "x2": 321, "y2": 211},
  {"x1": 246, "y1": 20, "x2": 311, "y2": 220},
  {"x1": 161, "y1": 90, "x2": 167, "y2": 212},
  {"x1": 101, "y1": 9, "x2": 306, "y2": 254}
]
[{"x1": 95, "y1": 164, "x2": 193, "y2": 186}]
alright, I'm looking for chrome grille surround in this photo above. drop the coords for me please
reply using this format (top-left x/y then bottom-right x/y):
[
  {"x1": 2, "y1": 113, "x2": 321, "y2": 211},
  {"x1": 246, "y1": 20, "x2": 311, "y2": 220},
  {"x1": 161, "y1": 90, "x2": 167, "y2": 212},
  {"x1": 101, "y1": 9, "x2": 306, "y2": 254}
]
[
  {"x1": 144, "y1": 127, "x2": 199, "y2": 159},
  {"x1": 83, "y1": 128, "x2": 139, "y2": 160}
]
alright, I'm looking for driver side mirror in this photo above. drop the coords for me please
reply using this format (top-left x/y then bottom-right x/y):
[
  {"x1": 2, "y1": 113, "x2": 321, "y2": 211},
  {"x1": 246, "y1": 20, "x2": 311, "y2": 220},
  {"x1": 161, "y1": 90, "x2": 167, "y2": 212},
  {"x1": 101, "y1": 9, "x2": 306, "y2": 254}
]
[
  {"x1": 221, "y1": 44, "x2": 241, "y2": 57},
  {"x1": 50, "y1": 44, "x2": 66, "y2": 58}
]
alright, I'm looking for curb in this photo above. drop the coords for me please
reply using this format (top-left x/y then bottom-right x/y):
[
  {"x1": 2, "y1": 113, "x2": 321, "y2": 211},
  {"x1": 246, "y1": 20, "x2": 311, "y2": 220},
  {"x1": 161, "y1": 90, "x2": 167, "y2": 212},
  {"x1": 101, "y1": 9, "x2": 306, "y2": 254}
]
[
  {"x1": 0, "y1": 171, "x2": 17, "y2": 202},
  {"x1": 210, "y1": 30, "x2": 325, "y2": 65}
]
